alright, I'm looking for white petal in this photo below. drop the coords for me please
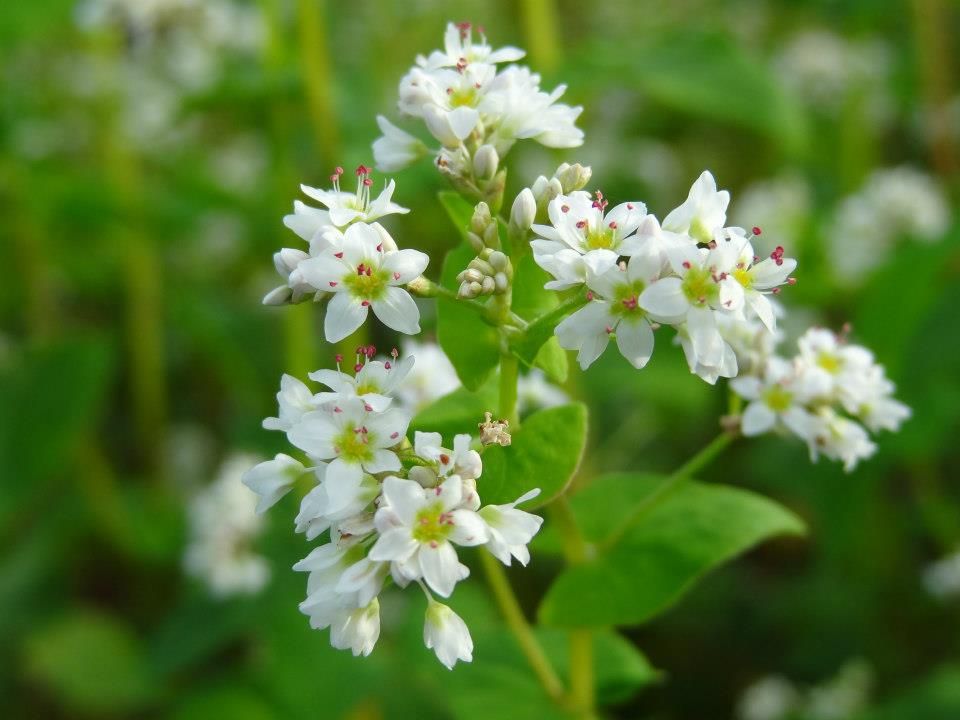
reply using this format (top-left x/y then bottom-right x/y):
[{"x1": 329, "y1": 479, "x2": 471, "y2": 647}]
[
  {"x1": 741, "y1": 402, "x2": 777, "y2": 436},
  {"x1": 615, "y1": 320, "x2": 655, "y2": 369},
  {"x1": 420, "y1": 542, "x2": 461, "y2": 597},
  {"x1": 372, "y1": 287, "x2": 421, "y2": 334},
  {"x1": 324, "y1": 292, "x2": 368, "y2": 343},
  {"x1": 640, "y1": 277, "x2": 688, "y2": 319},
  {"x1": 369, "y1": 528, "x2": 419, "y2": 563}
]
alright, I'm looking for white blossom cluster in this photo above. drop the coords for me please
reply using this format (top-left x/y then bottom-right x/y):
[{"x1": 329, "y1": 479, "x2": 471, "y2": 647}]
[
  {"x1": 531, "y1": 171, "x2": 798, "y2": 384},
  {"x1": 738, "y1": 660, "x2": 873, "y2": 720},
  {"x1": 265, "y1": 166, "x2": 430, "y2": 343},
  {"x1": 729, "y1": 327, "x2": 910, "y2": 472},
  {"x1": 242, "y1": 349, "x2": 544, "y2": 667},
  {"x1": 829, "y1": 166, "x2": 951, "y2": 282},
  {"x1": 372, "y1": 22, "x2": 583, "y2": 186},
  {"x1": 184, "y1": 452, "x2": 270, "y2": 598},
  {"x1": 923, "y1": 550, "x2": 960, "y2": 600}
]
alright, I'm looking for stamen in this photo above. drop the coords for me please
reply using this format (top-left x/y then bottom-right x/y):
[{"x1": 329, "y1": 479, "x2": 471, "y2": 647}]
[
  {"x1": 752, "y1": 226, "x2": 762, "y2": 235},
  {"x1": 682, "y1": 261, "x2": 691, "y2": 269}
]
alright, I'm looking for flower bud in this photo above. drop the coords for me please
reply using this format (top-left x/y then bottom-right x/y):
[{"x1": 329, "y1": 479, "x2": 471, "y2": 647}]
[
  {"x1": 262, "y1": 285, "x2": 293, "y2": 306},
  {"x1": 470, "y1": 202, "x2": 493, "y2": 235},
  {"x1": 466, "y1": 231, "x2": 485, "y2": 253},
  {"x1": 423, "y1": 105, "x2": 460, "y2": 147},
  {"x1": 481, "y1": 276, "x2": 496, "y2": 295},
  {"x1": 468, "y1": 258, "x2": 495, "y2": 276},
  {"x1": 555, "y1": 163, "x2": 592, "y2": 193},
  {"x1": 488, "y1": 251, "x2": 509, "y2": 272},
  {"x1": 472, "y1": 144, "x2": 499, "y2": 181},
  {"x1": 530, "y1": 175, "x2": 549, "y2": 202},
  {"x1": 494, "y1": 272, "x2": 509, "y2": 292},
  {"x1": 509, "y1": 188, "x2": 536, "y2": 232},
  {"x1": 409, "y1": 465, "x2": 437, "y2": 488},
  {"x1": 483, "y1": 223, "x2": 500, "y2": 249}
]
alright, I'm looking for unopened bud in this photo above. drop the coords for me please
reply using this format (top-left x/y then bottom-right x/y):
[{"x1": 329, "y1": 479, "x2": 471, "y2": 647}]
[
  {"x1": 472, "y1": 144, "x2": 499, "y2": 181},
  {"x1": 481, "y1": 276, "x2": 496, "y2": 295},
  {"x1": 458, "y1": 280, "x2": 483, "y2": 299},
  {"x1": 483, "y1": 223, "x2": 500, "y2": 249},
  {"x1": 262, "y1": 285, "x2": 293, "y2": 306},
  {"x1": 457, "y1": 268, "x2": 485, "y2": 284},
  {"x1": 466, "y1": 231, "x2": 485, "y2": 253},
  {"x1": 530, "y1": 175, "x2": 549, "y2": 202},
  {"x1": 470, "y1": 202, "x2": 493, "y2": 235},
  {"x1": 468, "y1": 258, "x2": 496, "y2": 276},
  {"x1": 488, "y1": 251, "x2": 509, "y2": 271},
  {"x1": 409, "y1": 465, "x2": 437, "y2": 489},
  {"x1": 494, "y1": 272, "x2": 509, "y2": 292},
  {"x1": 555, "y1": 163, "x2": 592, "y2": 193},
  {"x1": 509, "y1": 188, "x2": 536, "y2": 232}
]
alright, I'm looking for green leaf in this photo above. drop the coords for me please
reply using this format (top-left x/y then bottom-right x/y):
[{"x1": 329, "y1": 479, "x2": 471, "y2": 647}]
[
  {"x1": 436, "y1": 196, "x2": 501, "y2": 391},
  {"x1": 533, "y1": 335, "x2": 569, "y2": 385},
  {"x1": 855, "y1": 665, "x2": 960, "y2": 720},
  {"x1": 172, "y1": 684, "x2": 277, "y2": 720},
  {"x1": 446, "y1": 628, "x2": 659, "y2": 720},
  {"x1": 511, "y1": 295, "x2": 587, "y2": 374},
  {"x1": 24, "y1": 611, "x2": 156, "y2": 714},
  {"x1": 438, "y1": 190, "x2": 475, "y2": 234},
  {"x1": 480, "y1": 403, "x2": 587, "y2": 508},
  {"x1": 410, "y1": 376, "x2": 498, "y2": 440},
  {"x1": 539, "y1": 474, "x2": 805, "y2": 627}
]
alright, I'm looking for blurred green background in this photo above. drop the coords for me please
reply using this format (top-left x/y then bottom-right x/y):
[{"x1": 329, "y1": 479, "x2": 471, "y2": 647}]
[{"x1": 1, "y1": 0, "x2": 959, "y2": 717}]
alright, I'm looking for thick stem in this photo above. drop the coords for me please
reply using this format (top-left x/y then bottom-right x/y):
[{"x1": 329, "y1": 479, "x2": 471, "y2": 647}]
[
  {"x1": 499, "y1": 353, "x2": 520, "y2": 427},
  {"x1": 551, "y1": 495, "x2": 595, "y2": 717},
  {"x1": 295, "y1": 0, "x2": 341, "y2": 165},
  {"x1": 479, "y1": 550, "x2": 564, "y2": 701}
]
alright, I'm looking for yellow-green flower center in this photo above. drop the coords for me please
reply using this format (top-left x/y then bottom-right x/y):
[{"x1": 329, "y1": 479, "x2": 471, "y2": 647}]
[
  {"x1": 448, "y1": 86, "x2": 479, "y2": 108},
  {"x1": 355, "y1": 381, "x2": 380, "y2": 396},
  {"x1": 681, "y1": 266, "x2": 719, "y2": 307},
  {"x1": 762, "y1": 384, "x2": 794, "y2": 413},
  {"x1": 334, "y1": 424, "x2": 375, "y2": 463},
  {"x1": 817, "y1": 353, "x2": 841, "y2": 374},
  {"x1": 611, "y1": 280, "x2": 647, "y2": 318},
  {"x1": 733, "y1": 266, "x2": 753, "y2": 288},
  {"x1": 411, "y1": 502, "x2": 454, "y2": 544},
  {"x1": 344, "y1": 261, "x2": 389, "y2": 301},
  {"x1": 690, "y1": 217, "x2": 713, "y2": 243},
  {"x1": 584, "y1": 228, "x2": 615, "y2": 250}
]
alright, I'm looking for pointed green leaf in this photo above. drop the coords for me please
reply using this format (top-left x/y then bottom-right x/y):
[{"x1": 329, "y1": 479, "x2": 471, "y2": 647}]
[{"x1": 539, "y1": 474, "x2": 805, "y2": 627}]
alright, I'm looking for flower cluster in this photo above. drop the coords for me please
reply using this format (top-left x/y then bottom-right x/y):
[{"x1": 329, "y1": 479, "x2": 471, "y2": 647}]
[
  {"x1": 828, "y1": 166, "x2": 950, "y2": 282},
  {"x1": 242, "y1": 348, "x2": 544, "y2": 667},
  {"x1": 264, "y1": 166, "x2": 430, "y2": 343},
  {"x1": 373, "y1": 22, "x2": 583, "y2": 201},
  {"x1": 730, "y1": 327, "x2": 910, "y2": 471},
  {"x1": 530, "y1": 171, "x2": 797, "y2": 384},
  {"x1": 184, "y1": 452, "x2": 270, "y2": 598}
]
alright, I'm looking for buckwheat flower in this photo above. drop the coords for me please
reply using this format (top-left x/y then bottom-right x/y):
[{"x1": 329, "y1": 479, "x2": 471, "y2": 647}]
[
  {"x1": 288, "y1": 397, "x2": 409, "y2": 503},
  {"x1": 806, "y1": 407, "x2": 877, "y2": 472},
  {"x1": 923, "y1": 550, "x2": 960, "y2": 600},
  {"x1": 531, "y1": 191, "x2": 648, "y2": 284},
  {"x1": 414, "y1": 432, "x2": 483, "y2": 481},
  {"x1": 717, "y1": 313, "x2": 782, "y2": 375},
  {"x1": 262, "y1": 374, "x2": 321, "y2": 433},
  {"x1": 298, "y1": 166, "x2": 409, "y2": 228},
  {"x1": 184, "y1": 453, "x2": 269, "y2": 598},
  {"x1": 722, "y1": 231, "x2": 797, "y2": 331},
  {"x1": 844, "y1": 367, "x2": 911, "y2": 433},
  {"x1": 730, "y1": 357, "x2": 816, "y2": 437},
  {"x1": 423, "y1": 598, "x2": 474, "y2": 669},
  {"x1": 372, "y1": 116, "x2": 430, "y2": 172},
  {"x1": 417, "y1": 21, "x2": 524, "y2": 70},
  {"x1": 294, "y1": 466, "x2": 381, "y2": 540},
  {"x1": 242, "y1": 453, "x2": 307, "y2": 513},
  {"x1": 795, "y1": 328, "x2": 875, "y2": 403},
  {"x1": 737, "y1": 676, "x2": 800, "y2": 720},
  {"x1": 556, "y1": 250, "x2": 664, "y2": 370},
  {"x1": 479, "y1": 489, "x2": 544, "y2": 567},
  {"x1": 311, "y1": 355, "x2": 415, "y2": 412},
  {"x1": 263, "y1": 247, "x2": 318, "y2": 305},
  {"x1": 662, "y1": 170, "x2": 730, "y2": 242},
  {"x1": 292, "y1": 222, "x2": 428, "y2": 342},
  {"x1": 330, "y1": 598, "x2": 381, "y2": 657},
  {"x1": 640, "y1": 244, "x2": 743, "y2": 369},
  {"x1": 370, "y1": 476, "x2": 487, "y2": 597},
  {"x1": 394, "y1": 340, "x2": 461, "y2": 412}
]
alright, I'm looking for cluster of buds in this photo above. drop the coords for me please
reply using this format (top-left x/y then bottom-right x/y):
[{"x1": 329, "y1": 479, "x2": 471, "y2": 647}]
[
  {"x1": 457, "y1": 202, "x2": 514, "y2": 299},
  {"x1": 528, "y1": 163, "x2": 593, "y2": 222},
  {"x1": 438, "y1": 144, "x2": 507, "y2": 212}
]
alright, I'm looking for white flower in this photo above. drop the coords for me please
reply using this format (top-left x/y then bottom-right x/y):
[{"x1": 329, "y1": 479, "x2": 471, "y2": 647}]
[
  {"x1": 662, "y1": 170, "x2": 730, "y2": 242},
  {"x1": 184, "y1": 453, "x2": 269, "y2": 598},
  {"x1": 737, "y1": 676, "x2": 800, "y2": 720},
  {"x1": 479, "y1": 489, "x2": 543, "y2": 566},
  {"x1": 241, "y1": 453, "x2": 306, "y2": 513},
  {"x1": 369, "y1": 476, "x2": 487, "y2": 597},
  {"x1": 721, "y1": 232, "x2": 797, "y2": 331},
  {"x1": 417, "y1": 22, "x2": 524, "y2": 70},
  {"x1": 372, "y1": 116, "x2": 429, "y2": 172},
  {"x1": 288, "y1": 397, "x2": 409, "y2": 510},
  {"x1": 730, "y1": 357, "x2": 816, "y2": 437},
  {"x1": 292, "y1": 222, "x2": 428, "y2": 341},
  {"x1": 294, "y1": 465, "x2": 380, "y2": 540},
  {"x1": 262, "y1": 374, "x2": 320, "y2": 432},
  {"x1": 394, "y1": 340, "x2": 461, "y2": 412},
  {"x1": 298, "y1": 165, "x2": 409, "y2": 228},
  {"x1": 330, "y1": 598, "x2": 381, "y2": 657},
  {"x1": 806, "y1": 407, "x2": 877, "y2": 472},
  {"x1": 639, "y1": 243, "x2": 742, "y2": 369},
  {"x1": 310, "y1": 355, "x2": 415, "y2": 412},
  {"x1": 531, "y1": 192, "x2": 648, "y2": 289},
  {"x1": 518, "y1": 369, "x2": 569, "y2": 413},
  {"x1": 924, "y1": 551, "x2": 960, "y2": 600},
  {"x1": 423, "y1": 599, "x2": 474, "y2": 669},
  {"x1": 556, "y1": 250, "x2": 663, "y2": 370},
  {"x1": 413, "y1": 432, "x2": 483, "y2": 482}
]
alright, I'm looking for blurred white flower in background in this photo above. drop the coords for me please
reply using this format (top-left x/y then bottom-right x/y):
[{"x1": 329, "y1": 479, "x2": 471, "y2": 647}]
[
  {"x1": 737, "y1": 675, "x2": 799, "y2": 720},
  {"x1": 395, "y1": 340, "x2": 461, "y2": 412},
  {"x1": 738, "y1": 660, "x2": 873, "y2": 720},
  {"x1": 828, "y1": 166, "x2": 950, "y2": 282},
  {"x1": 184, "y1": 452, "x2": 270, "y2": 598},
  {"x1": 923, "y1": 550, "x2": 960, "y2": 600}
]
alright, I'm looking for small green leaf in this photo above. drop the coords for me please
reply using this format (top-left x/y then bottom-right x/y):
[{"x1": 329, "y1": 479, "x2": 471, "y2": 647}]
[
  {"x1": 480, "y1": 403, "x2": 587, "y2": 508},
  {"x1": 533, "y1": 335, "x2": 569, "y2": 384},
  {"x1": 436, "y1": 243, "x2": 500, "y2": 391},
  {"x1": 24, "y1": 611, "x2": 156, "y2": 714},
  {"x1": 410, "y1": 376, "x2": 498, "y2": 440},
  {"x1": 539, "y1": 475, "x2": 805, "y2": 627},
  {"x1": 438, "y1": 191, "x2": 476, "y2": 234}
]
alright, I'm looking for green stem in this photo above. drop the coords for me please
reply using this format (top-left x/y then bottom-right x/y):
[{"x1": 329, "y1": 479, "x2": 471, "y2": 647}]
[
  {"x1": 552, "y1": 495, "x2": 595, "y2": 717},
  {"x1": 600, "y1": 431, "x2": 736, "y2": 552},
  {"x1": 295, "y1": 0, "x2": 341, "y2": 164},
  {"x1": 519, "y1": 0, "x2": 560, "y2": 73},
  {"x1": 499, "y1": 353, "x2": 520, "y2": 427},
  {"x1": 479, "y1": 550, "x2": 564, "y2": 701}
]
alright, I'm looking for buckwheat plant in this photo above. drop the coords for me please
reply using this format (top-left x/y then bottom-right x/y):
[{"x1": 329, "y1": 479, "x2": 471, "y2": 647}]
[{"x1": 245, "y1": 22, "x2": 910, "y2": 715}]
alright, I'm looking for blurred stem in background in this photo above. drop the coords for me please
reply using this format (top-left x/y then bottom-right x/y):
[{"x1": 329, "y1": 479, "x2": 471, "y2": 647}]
[
  {"x1": 519, "y1": 0, "x2": 559, "y2": 74},
  {"x1": 6, "y1": 162, "x2": 56, "y2": 342},
  {"x1": 261, "y1": 0, "x2": 318, "y2": 378},
  {"x1": 95, "y1": 32, "x2": 166, "y2": 478},
  {"x1": 911, "y1": 0, "x2": 958, "y2": 181}
]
